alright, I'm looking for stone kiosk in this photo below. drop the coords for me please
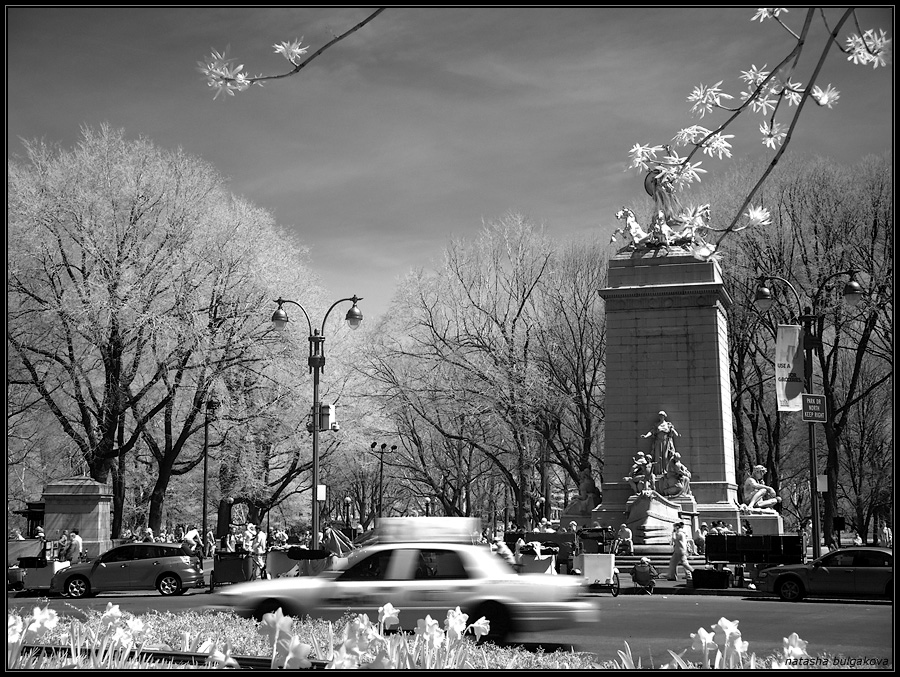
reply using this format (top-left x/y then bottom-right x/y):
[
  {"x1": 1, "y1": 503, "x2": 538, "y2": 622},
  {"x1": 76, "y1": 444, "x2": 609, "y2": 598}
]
[
  {"x1": 42, "y1": 475, "x2": 114, "y2": 559},
  {"x1": 594, "y1": 248, "x2": 782, "y2": 552}
]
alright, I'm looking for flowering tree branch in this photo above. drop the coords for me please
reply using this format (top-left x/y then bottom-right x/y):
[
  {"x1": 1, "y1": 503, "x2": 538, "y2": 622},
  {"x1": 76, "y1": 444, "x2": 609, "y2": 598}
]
[
  {"x1": 627, "y1": 7, "x2": 891, "y2": 259},
  {"x1": 198, "y1": 8, "x2": 386, "y2": 100}
]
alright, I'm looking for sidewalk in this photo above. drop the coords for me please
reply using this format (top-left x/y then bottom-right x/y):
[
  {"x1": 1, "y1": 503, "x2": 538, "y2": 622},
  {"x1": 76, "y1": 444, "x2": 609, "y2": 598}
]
[{"x1": 595, "y1": 571, "x2": 765, "y2": 597}]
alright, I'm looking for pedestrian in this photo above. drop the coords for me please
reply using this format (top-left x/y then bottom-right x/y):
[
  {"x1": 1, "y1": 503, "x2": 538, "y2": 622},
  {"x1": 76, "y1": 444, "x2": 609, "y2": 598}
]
[
  {"x1": 205, "y1": 528, "x2": 216, "y2": 557},
  {"x1": 66, "y1": 529, "x2": 83, "y2": 564},
  {"x1": 222, "y1": 525, "x2": 237, "y2": 552},
  {"x1": 694, "y1": 522, "x2": 708, "y2": 555},
  {"x1": 666, "y1": 522, "x2": 694, "y2": 582},
  {"x1": 880, "y1": 523, "x2": 892, "y2": 547},
  {"x1": 249, "y1": 523, "x2": 267, "y2": 580},
  {"x1": 34, "y1": 526, "x2": 48, "y2": 560},
  {"x1": 142, "y1": 527, "x2": 154, "y2": 543}
]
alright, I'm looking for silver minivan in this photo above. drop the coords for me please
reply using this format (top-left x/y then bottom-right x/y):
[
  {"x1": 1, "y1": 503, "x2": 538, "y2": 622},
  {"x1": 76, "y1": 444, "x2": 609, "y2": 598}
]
[{"x1": 50, "y1": 542, "x2": 203, "y2": 597}]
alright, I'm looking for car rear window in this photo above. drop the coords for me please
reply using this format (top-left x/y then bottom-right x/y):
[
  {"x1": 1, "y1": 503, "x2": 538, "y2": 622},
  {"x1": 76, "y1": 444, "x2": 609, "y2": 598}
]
[{"x1": 854, "y1": 552, "x2": 891, "y2": 567}]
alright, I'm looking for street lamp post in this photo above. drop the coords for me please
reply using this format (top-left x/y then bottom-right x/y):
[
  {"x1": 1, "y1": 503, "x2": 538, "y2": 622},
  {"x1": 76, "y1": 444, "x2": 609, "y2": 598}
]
[
  {"x1": 370, "y1": 442, "x2": 397, "y2": 518},
  {"x1": 271, "y1": 295, "x2": 363, "y2": 549},
  {"x1": 424, "y1": 497, "x2": 431, "y2": 517},
  {"x1": 202, "y1": 396, "x2": 219, "y2": 560},
  {"x1": 344, "y1": 496, "x2": 352, "y2": 530},
  {"x1": 754, "y1": 271, "x2": 863, "y2": 559}
]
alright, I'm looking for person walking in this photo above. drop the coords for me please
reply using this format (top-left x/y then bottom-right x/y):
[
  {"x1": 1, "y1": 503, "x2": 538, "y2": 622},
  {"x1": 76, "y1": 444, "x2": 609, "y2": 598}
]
[
  {"x1": 66, "y1": 529, "x2": 83, "y2": 564},
  {"x1": 249, "y1": 524, "x2": 267, "y2": 580},
  {"x1": 666, "y1": 522, "x2": 694, "y2": 582},
  {"x1": 205, "y1": 528, "x2": 216, "y2": 557}
]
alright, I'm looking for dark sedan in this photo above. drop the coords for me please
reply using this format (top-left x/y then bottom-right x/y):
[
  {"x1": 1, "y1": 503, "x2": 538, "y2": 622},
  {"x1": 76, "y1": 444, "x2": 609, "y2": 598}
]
[{"x1": 757, "y1": 546, "x2": 892, "y2": 602}]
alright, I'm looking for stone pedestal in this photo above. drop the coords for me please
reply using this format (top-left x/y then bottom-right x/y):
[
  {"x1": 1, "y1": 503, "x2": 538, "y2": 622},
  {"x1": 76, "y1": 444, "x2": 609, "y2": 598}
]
[
  {"x1": 597, "y1": 250, "x2": 740, "y2": 529},
  {"x1": 42, "y1": 476, "x2": 113, "y2": 558},
  {"x1": 739, "y1": 512, "x2": 784, "y2": 535}
]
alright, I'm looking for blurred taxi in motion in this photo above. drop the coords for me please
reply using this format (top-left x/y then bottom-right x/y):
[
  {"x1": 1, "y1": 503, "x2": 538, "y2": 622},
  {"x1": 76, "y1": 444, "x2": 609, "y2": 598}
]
[{"x1": 205, "y1": 518, "x2": 598, "y2": 642}]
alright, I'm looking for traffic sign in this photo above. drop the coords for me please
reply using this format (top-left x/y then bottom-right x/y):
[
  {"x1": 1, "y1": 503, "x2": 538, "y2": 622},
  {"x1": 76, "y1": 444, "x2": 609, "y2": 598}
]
[{"x1": 802, "y1": 394, "x2": 827, "y2": 423}]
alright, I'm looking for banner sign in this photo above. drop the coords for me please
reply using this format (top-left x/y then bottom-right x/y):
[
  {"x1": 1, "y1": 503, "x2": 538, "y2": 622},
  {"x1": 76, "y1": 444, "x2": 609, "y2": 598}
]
[{"x1": 775, "y1": 325, "x2": 804, "y2": 411}]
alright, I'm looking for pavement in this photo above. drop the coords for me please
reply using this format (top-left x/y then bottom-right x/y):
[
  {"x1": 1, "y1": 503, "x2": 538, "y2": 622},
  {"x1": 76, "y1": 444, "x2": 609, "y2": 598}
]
[{"x1": 608, "y1": 571, "x2": 762, "y2": 596}]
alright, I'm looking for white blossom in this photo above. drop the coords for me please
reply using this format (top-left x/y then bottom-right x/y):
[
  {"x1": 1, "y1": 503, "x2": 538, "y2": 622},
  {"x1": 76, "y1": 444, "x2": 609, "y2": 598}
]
[
  {"x1": 687, "y1": 81, "x2": 734, "y2": 118},
  {"x1": 752, "y1": 8, "x2": 788, "y2": 23},
  {"x1": 811, "y1": 83, "x2": 840, "y2": 108}
]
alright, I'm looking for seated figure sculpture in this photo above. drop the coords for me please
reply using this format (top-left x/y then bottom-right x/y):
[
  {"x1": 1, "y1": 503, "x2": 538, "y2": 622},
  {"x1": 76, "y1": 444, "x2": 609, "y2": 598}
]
[
  {"x1": 741, "y1": 465, "x2": 782, "y2": 512},
  {"x1": 563, "y1": 465, "x2": 603, "y2": 517},
  {"x1": 624, "y1": 452, "x2": 649, "y2": 495},
  {"x1": 659, "y1": 452, "x2": 692, "y2": 497}
]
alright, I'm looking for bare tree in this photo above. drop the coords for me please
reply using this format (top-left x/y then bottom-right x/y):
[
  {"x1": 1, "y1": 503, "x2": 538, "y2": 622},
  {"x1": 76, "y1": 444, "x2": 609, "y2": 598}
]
[{"x1": 7, "y1": 125, "x2": 318, "y2": 533}]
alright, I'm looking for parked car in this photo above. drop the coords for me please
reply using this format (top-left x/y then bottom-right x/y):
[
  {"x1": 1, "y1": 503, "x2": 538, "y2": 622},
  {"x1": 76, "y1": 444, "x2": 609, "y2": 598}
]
[
  {"x1": 204, "y1": 541, "x2": 599, "y2": 642},
  {"x1": 49, "y1": 542, "x2": 203, "y2": 598},
  {"x1": 757, "y1": 546, "x2": 892, "y2": 602}
]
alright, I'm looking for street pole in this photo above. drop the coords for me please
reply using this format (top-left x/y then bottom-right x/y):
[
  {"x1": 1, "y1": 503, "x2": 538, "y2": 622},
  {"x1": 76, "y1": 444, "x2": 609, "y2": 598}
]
[
  {"x1": 310, "y1": 331, "x2": 323, "y2": 550},
  {"x1": 379, "y1": 443, "x2": 386, "y2": 518},
  {"x1": 802, "y1": 311, "x2": 822, "y2": 560},
  {"x1": 271, "y1": 296, "x2": 363, "y2": 553},
  {"x1": 201, "y1": 397, "x2": 218, "y2": 560},
  {"x1": 754, "y1": 272, "x2": 863, "y2": 560}
]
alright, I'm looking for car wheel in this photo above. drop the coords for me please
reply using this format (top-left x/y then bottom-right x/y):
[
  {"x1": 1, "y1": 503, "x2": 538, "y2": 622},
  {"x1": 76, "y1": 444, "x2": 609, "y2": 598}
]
[
  {"x1": 253, "y1": 598, "x2": 288, "y2": 622},
  {"x1": 65, "y1": 576, "x2": 91, "y2": 599},
  {"x1": 776, "y1": 577, "x2": 804, "y2": 602},
  {"x1": 472, "y1": 602, "x2": 512, "y2": 644},
  {"x1": 157, "y1": 573, "x2": 182, "y2": 596}
]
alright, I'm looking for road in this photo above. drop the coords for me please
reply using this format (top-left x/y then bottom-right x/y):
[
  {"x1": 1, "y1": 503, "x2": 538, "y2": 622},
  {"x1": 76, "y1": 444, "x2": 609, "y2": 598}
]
[
  {"x1": 548, "y1": 594, "x2": 893, "y2": 667},
  {"x1": 8, "y1": 589, "x2": 892, "y2": 667}
]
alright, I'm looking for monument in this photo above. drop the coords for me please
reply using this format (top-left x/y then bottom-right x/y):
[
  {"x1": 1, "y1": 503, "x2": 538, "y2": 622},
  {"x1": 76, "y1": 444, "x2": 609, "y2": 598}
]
[{"x1": 594, "y1": 201, "x2": 782, "y2": 550}]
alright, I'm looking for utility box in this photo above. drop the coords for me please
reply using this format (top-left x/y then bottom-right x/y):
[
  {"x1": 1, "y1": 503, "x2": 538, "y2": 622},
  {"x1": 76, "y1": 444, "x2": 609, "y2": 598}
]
[{"x1": 319, "y1": 404, "x2": 335, "y2": 430}]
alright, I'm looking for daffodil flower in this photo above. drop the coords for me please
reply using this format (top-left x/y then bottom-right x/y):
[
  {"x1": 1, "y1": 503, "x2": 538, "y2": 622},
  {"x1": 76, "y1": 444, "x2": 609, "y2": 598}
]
[
  {"x1": 206, "y1": 640, "x2": 240, "y2": 669},
  {"x1": 100, "y1": 602, "x2": 122, "y2": 630},
  {"x1": 415, "y1": 615, "x2": 445, "y2": 651},
  {"x1": 8, "y1": 614, "x2": 23, "y2": 644},
  {"x1": 282, "y1": 635, "x2": 313, "y2": 669},
  {"x1": 782, "y1": 631, "x2": 809, "y2": 659},
  {"x1": 325, "y1": 644, "x2": 359, "y2": 669},
  {"x1": 258, "y1": 606, "x2": 293, "y2": 646},
  {"x1": 444, "y1": 607, "x2": 468, "y2": 641},
  {"x1": 378, "y1": 602, "x2": 400, "y2": 629}
]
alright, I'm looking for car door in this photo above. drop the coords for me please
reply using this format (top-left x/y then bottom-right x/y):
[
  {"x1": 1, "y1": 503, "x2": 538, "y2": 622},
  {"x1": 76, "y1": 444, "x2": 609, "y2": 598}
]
[
  {"x1": 390, "y1": 548, "x2": 476, "y2": 622},
  {"x1": 128, "y1": 544, "x2": 171, "y2": 590},
  {"x1": 326, "y1": 549, "x2": 405, "y2": 621},
  {"x1": 806, "y1": 550, "x2": 855, "y2": 596},
  {"x1": 91, "y1": 545, "x2": 138, "y2": 591},
  {"x1": 851, "y1": 550, "x2": 892, "y2": 596}
]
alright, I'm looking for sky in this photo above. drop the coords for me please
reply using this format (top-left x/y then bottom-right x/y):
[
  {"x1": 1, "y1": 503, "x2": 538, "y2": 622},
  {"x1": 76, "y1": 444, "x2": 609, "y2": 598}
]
[{"x1": 6, "y1": 7, "x2": 893, "y2": 320}]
